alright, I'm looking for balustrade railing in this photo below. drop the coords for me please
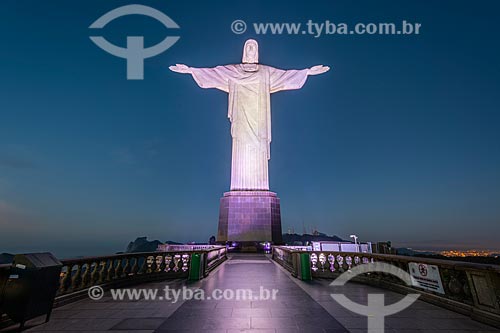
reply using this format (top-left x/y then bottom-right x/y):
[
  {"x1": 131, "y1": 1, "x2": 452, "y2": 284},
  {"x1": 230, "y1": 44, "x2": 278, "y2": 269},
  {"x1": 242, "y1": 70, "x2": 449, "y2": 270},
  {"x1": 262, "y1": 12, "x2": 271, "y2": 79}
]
[
  {"x1": 272, "y1": 246, "x2": 295, "y2": 272},
  {"x1": 205, "y1": 247, "x2": 227, "y2": 272},
  {"x1": 0, "y1": 246, "x2": 227, "y2": 308},
  {"x1": 58, "y1": 251, "x2": 184, "y2": 296},
  {"x1": 272, "y1": 246, "x2": 500, "y2": 328},
  {"x1": 58, "y1": 247, "x2": 226, "y2": 298},
  {"x1": 0, "y1": 248, "x2": 227, "y2": 328}
]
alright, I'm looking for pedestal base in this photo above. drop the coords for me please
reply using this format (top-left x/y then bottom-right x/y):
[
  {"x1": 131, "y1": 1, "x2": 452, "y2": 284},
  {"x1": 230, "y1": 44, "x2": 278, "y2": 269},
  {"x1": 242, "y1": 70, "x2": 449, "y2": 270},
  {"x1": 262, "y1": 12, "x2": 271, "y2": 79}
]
[{"x1": 217, "y1": 191, "x2": 283, "y2": 244}]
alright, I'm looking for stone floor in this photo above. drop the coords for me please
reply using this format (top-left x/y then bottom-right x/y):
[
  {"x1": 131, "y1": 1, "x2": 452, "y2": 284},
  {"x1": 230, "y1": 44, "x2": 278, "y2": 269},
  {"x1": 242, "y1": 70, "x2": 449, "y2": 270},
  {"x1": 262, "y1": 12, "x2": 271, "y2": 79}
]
[{"x1": 3, "y1": 253, "x2": 499, "y2": 332}]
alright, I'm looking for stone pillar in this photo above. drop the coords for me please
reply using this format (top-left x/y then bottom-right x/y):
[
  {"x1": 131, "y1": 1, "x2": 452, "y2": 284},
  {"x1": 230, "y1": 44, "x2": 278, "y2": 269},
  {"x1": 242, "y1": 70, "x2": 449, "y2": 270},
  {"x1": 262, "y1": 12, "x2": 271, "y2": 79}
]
[{"x1": 217, "y1": 191, "x2": 282, "y2": 244}]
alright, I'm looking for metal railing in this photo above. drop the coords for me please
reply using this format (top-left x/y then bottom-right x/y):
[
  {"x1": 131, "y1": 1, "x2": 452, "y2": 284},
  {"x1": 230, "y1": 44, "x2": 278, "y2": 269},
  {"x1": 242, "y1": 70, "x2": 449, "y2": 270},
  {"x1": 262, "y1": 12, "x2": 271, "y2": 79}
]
[{"x1": 272, "y1": 246, "x2": 500, "y2": 328}]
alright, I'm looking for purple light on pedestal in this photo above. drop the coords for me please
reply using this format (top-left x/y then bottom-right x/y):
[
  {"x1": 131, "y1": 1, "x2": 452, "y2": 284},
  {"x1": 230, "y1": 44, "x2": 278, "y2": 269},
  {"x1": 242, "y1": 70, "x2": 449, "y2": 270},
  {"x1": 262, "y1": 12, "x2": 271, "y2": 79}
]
[{"x1": 217, "y1": 191, "x2": 283, "y2": 244}]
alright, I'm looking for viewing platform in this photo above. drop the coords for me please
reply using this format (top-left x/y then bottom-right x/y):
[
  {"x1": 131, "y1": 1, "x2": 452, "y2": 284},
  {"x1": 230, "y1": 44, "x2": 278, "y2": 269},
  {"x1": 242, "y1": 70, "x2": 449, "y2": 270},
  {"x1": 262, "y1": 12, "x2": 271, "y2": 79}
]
[{"x1": 1, "y1": 248, "x2": 499, "y2": 332}]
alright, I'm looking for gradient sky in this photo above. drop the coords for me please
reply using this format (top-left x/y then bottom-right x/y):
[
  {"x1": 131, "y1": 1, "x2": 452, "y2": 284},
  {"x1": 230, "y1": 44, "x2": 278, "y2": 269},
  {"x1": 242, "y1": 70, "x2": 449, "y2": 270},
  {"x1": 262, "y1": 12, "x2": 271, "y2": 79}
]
[{"x1": 1, "y1": 0, "x2": 499, "y2": 258}]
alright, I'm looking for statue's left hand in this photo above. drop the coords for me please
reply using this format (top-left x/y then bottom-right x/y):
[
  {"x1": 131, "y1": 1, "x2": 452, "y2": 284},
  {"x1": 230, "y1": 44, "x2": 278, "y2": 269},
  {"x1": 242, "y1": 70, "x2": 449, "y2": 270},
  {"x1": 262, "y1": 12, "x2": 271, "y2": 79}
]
[{"x1": 308, "y1": 65, "x2": 330, "y2": 75}]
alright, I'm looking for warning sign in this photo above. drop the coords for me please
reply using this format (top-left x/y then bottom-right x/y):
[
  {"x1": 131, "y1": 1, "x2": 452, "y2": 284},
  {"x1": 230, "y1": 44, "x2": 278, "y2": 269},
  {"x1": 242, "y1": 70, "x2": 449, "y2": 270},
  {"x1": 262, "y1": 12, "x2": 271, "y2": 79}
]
[{"x1": 408, "y1": 262, "x2": 445, "y2": 294}]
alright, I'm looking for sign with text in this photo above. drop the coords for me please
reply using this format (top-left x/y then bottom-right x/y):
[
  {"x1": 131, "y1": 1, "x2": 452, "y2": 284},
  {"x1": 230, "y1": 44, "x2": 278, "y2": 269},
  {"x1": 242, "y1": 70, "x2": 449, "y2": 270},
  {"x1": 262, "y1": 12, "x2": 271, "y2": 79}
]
[{"x1": 408, "y1": 262, "x2": 445, "y2": 294}]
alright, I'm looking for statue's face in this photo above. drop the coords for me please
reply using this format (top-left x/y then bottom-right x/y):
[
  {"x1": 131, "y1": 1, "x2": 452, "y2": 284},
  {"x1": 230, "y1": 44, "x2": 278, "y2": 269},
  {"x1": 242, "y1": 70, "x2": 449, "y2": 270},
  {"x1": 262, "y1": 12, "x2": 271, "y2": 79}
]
[
  {"x1": 246, "y1": 43, "x2": 256, "y2": 60},
  {"x1": 242, "y1": 39, "x2": 259, "y2": 64}
]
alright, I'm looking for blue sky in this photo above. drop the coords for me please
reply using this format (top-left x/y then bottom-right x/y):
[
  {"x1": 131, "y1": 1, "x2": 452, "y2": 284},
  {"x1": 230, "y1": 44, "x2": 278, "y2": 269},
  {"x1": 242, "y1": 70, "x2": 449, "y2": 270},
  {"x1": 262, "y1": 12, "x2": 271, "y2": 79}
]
[{"x1": 1, "y1": 0, "x2": 499, "y2": 257}]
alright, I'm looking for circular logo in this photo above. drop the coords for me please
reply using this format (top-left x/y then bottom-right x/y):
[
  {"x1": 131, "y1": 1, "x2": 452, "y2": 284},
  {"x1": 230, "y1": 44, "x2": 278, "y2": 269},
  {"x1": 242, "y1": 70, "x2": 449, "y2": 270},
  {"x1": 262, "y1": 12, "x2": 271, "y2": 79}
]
[
  {"x1": 88, "y1": 285, "x2": 104, "y2": 300},
  {"x1": 231, "y1": 20, "x2": 247, "y2": 34},
  {"x1": 329, "y1": 262, "x2": 420, "y2": 331}
]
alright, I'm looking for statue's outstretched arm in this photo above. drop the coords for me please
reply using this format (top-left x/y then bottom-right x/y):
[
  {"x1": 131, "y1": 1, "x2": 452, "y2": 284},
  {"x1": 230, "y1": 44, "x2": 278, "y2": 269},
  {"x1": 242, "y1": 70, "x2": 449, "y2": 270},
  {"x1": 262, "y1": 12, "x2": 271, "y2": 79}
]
[
  {"x1": 308, "y1": 65, "x2": 330, "y2": 76},
  {"x1": 169, "y1": 64, "x2": 234, "y2": 92},
  {"x1": 169, "y1": 64, "x2": 192, "y2": 74},
  {"x1": 270, "y1": 64, "x2": 330, "y2": 93}
]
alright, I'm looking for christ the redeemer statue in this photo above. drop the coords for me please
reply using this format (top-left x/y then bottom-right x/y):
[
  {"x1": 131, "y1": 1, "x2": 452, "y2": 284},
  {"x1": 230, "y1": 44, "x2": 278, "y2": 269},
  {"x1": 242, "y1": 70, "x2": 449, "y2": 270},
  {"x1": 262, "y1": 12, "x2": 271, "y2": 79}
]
[
  {"x1": 170, "y1": 39, "x2": 329, "y2": 191},
  {"x1": 170, "y1": 39, "x2": 329, "y2": 244}
]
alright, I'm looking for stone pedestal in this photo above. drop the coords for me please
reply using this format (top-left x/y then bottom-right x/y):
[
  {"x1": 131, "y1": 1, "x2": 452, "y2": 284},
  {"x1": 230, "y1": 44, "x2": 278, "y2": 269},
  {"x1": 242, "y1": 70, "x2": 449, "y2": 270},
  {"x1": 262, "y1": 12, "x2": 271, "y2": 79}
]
[{"x1": 217, "y1": 191, "x2": 283, "y2": 244}]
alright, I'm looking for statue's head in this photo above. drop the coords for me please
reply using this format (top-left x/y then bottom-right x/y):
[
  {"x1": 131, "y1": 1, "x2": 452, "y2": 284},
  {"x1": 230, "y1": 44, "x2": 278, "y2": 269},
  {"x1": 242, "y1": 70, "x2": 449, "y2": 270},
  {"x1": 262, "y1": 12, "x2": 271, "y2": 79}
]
[{"x1": 242, "y1": 39, "x2": 259, "y2": 64}]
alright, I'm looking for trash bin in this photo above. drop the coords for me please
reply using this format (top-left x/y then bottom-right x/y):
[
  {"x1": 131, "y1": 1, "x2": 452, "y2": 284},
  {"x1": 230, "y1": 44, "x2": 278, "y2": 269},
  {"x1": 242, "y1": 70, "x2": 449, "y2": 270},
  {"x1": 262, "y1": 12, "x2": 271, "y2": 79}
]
[
  {"x1": 297, "y1": 253, "x2": 312, "y2": 281},
  {"x1": 2, "y1": 253, "x2": 62, "y2": 329},
  {"x1": 188, "y1": 253, "x2": 203, "y2": 281}
]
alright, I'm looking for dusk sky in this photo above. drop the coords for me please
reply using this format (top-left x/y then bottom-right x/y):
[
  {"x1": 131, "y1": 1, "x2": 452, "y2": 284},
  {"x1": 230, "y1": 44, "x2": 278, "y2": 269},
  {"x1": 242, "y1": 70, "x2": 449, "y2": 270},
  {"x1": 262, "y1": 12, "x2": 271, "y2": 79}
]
[{"x1": 1, "y1": 0, "x2": 499, "y2": 258}]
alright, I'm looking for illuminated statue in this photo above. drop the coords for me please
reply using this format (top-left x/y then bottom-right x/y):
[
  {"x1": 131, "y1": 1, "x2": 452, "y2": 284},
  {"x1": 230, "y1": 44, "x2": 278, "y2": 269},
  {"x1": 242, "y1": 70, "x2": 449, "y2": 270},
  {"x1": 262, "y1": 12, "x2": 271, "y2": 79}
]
[{"x1": 169, "y1": 39, "x2": 329, "y2": 190}]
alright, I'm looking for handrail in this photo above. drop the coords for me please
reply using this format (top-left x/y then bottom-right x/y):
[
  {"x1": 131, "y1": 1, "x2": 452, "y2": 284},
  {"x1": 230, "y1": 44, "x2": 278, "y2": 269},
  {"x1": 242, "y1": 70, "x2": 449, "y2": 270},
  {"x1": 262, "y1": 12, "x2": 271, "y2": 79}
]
[
  {"x1": 1, "y1": 248, "x2": 227, "y2": 328},
  {"x1": 275, "y1": 247, "x2": 500, "y2": 272},
  {"x1": 272, "y1": 246, "x2": 500, "y2": 328},
  {"x1": 0, "y1": 247, "x2": 227, "y2": 308},
  {"x1": 56, "y1": 246, "x2": 227, "y2": 298}
]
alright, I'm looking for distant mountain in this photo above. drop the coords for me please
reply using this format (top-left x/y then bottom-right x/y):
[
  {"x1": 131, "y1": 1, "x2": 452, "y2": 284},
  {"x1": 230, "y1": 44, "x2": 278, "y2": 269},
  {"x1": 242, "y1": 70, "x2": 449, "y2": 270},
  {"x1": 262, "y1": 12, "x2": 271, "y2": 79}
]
[
  {"x1": 282, "y1": 233, "x2": 345, "y2": 245},
  {"x1": 125, "y1": 237, "x2": 182, "y2": 253},
  {"x1": 0, "y1": 253, "x2": 14, "y2": 265}
]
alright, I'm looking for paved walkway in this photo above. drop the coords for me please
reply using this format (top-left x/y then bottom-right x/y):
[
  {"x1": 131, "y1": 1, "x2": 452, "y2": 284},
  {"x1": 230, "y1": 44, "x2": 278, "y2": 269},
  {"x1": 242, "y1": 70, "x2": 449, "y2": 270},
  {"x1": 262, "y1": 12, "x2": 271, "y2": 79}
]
[{"x1": 3, "y1": 253, "x2": 497, "y2": 332}]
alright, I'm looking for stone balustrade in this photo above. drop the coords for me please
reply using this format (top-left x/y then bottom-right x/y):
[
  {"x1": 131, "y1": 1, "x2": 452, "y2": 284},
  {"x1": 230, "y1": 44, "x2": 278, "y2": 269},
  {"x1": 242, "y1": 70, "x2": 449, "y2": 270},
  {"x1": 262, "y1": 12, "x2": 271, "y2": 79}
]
[
  {"x1": 0, "y1": 247, "x2": 227, "y2": 308},
  {"x1": 272, "y1": 246, "x2": 500, "y2": 328}
]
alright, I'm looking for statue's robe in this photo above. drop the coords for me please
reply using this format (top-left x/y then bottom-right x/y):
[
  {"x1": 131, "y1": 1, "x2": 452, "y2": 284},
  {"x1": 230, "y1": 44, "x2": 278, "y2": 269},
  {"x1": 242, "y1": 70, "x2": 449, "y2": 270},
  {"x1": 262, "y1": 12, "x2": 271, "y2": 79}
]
[{"x1": 190, "y1": 64, "x2": 309, "y2": 190}]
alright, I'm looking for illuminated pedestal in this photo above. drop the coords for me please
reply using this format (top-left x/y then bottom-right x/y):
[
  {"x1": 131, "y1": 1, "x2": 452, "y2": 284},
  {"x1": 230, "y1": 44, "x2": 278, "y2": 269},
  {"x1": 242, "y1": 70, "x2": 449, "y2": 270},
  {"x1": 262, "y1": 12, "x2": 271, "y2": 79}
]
[{"x1": 217, "y1": 191, "x2": 283, "y2": 244}]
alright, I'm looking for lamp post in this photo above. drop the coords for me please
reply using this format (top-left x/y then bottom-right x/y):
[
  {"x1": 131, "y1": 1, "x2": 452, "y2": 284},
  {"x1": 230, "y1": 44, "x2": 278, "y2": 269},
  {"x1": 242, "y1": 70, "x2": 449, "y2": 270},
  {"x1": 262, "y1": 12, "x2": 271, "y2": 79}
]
[{"x1": 350, "y1": 234, "x2": 359, "y2": 253}]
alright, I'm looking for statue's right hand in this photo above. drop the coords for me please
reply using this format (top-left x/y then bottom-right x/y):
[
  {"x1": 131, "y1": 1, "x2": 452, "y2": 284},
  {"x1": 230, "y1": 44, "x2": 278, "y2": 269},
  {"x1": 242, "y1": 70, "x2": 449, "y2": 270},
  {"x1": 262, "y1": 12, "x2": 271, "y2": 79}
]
[{"x1": 169, "y1": 64, "x2": 191, "y2": 74}]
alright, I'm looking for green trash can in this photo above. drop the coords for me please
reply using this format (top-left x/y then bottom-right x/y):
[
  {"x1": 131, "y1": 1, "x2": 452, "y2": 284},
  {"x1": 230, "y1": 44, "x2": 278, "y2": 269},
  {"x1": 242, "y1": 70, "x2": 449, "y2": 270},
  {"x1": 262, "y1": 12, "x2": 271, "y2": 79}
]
[
  {"x1": 298, "y1": 253, "x2": 312, "y2": 281},
  {"x1": 189, "y1": 253, "x2": 203, "y2": 280}
]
